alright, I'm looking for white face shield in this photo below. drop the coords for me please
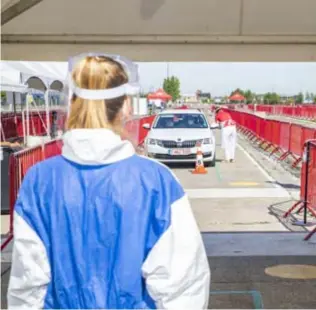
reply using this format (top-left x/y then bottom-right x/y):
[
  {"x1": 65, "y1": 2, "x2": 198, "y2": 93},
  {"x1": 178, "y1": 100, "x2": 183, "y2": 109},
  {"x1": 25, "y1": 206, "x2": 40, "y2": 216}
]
[{"x1": 59, "y1": 53, "x2": 141, "y2": 146}]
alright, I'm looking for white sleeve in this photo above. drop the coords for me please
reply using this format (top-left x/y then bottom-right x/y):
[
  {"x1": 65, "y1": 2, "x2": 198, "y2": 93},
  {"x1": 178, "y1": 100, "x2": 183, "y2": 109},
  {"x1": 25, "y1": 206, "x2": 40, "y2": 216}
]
[
  {"x1": 142, "y1": 195, "x2": 210, "y2": 309},
  {"x1": 7, "y1": 212, "x2": 51, "y2": 309}
]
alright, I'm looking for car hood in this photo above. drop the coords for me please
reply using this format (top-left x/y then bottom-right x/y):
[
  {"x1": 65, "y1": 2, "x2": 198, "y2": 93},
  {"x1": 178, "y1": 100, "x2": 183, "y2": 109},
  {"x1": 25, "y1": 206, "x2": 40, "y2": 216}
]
[{"x1": 148, "y1": 128, "x2": 213, "y2": 140}]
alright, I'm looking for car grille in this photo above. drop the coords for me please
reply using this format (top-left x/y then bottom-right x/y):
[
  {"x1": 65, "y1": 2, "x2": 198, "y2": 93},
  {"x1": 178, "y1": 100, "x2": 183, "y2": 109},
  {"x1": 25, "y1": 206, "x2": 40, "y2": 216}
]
[
  {"x1": 153, "y1": 152, "x2": 212, "y2": 160},
  {"x1": 161, "y1": 140, "x2": 199, "y2": 149}
]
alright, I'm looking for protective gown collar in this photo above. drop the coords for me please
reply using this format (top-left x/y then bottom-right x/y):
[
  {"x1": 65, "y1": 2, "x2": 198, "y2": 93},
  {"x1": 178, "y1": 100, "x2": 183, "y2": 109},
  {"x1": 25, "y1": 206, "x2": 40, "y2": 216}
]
[{"x1": 62, "y1": 129, "x2": 135, "y2": 165}]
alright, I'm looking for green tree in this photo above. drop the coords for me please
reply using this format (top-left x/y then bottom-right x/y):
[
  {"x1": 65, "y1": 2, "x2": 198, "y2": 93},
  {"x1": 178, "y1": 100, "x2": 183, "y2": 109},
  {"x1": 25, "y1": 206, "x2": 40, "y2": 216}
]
[
  {"x1": 163, "y1": 76, "x2": 181, "y2": 101},
  {"x1": 263, "y1": 92, "x2": 280, "y2": 104},
  {"x1": 244, "y1": 89, "x2": 255, "y2": 104},
  {"x1": 305, "y1": 92, "x2": 311, "y2": 101},
  {"x1": 296, "y1": 92, "x2": 303, "y2": 104}
]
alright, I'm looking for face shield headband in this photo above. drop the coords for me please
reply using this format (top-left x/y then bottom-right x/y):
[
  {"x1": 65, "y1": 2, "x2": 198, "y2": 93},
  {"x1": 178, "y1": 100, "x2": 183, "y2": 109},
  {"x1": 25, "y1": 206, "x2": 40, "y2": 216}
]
[{"x1": 67, "y1": 53, "x2": 140, "y2": 100}]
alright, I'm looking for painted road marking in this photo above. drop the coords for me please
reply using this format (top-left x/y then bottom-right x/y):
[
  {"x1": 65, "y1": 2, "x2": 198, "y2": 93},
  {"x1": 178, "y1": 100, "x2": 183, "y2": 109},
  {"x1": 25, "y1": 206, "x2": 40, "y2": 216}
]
[
  {"x1": 210, "y1": 290, "x2": 264, "y2": 309},
  {"x1": 265, "y1": 264, "x2": 316, "y2": 279},
  {"x1": 185, "y1": 188, "x2": 290, "y2": 199},
  {"x1": 229, "y1": 182, "x2": 259, "y2": 186},
  {"x1": 215, "y1": 162, "x2": 222, "y2": 181}
]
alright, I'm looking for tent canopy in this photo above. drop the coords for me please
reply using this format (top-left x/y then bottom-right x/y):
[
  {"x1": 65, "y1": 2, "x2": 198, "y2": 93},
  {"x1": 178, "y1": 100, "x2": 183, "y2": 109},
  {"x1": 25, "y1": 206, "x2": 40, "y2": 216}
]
[
  {"x1": 229, "y1": 92, "x2": 245, "y2": 101},
  {"x1": 0, "y1": 75, "x2": 27, "y2": 93},
  {"x1": 147, "y1": 88, "x2": 172, "y2": 101},
  {"x1": 0, "y1": 61, "x2": 65, "y2": 91}
]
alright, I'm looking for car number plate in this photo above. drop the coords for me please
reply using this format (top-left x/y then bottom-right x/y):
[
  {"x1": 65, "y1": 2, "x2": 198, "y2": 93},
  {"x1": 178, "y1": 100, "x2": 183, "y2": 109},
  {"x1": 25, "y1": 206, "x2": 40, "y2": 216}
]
[{"x1": 169, "y1": 148, "x2": 191, "y2": 155}]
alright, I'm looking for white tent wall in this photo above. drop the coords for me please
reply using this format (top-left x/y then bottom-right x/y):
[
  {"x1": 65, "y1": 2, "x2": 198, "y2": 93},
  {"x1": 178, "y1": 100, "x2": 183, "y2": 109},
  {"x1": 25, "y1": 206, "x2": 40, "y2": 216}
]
[
  {"x1": 1, "y1": 61, "x2": 65, "y2": 147},
  {"x1": 133, "y1": 97, "x2": 148, "y2": 116},
  {"x1": 1, "y1": 74, "x2": 27, "y2": 114}
]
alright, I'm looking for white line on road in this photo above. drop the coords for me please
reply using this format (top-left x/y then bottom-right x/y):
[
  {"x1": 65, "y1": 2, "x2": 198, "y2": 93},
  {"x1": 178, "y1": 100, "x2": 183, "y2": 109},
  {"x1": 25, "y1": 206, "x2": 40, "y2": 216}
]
[
  {"x1": 185, "y1": 188, "x2": 290, "y2": 199},
  {"x1": 236, "y1": 142, "x2": 282, "y2": 189}
]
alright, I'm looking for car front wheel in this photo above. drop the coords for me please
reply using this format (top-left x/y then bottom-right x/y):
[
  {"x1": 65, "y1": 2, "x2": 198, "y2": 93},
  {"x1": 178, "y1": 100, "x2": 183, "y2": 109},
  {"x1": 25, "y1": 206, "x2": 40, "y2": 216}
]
[{"x1": 208, "y1": 153, "x2": 216, "y2": 167}]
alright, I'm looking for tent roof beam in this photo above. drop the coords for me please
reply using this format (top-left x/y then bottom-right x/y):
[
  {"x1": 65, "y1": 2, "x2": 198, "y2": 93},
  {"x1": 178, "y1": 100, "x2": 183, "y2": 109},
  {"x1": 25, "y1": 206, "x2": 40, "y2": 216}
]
[{"x1": 1, "y1": 0, "x2": 43, "y2": 26}]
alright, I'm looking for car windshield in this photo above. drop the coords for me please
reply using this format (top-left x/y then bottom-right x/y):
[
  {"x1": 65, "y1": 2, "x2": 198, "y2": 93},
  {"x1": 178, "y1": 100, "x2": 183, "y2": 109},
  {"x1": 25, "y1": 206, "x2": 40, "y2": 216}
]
[{"x1": 153, "y1": 113, "x2": 208, "y2": 129}]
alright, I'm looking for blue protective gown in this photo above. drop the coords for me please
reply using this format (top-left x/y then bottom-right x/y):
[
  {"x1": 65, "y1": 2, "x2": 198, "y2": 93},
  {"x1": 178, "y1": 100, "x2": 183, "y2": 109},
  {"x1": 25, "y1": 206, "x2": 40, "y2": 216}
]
[{"x1": 7, "y1": 129, "x2": 210, "y2": 309}]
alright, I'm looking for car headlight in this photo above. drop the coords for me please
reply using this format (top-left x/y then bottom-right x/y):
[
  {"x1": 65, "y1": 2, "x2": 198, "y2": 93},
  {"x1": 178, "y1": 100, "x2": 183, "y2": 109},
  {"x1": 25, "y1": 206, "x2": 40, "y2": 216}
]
[
  {"x1": 147, "y1": 139, "x2": 163, "y2": 146},
  {"x1": 147, "y1": 138, "x2": 157, "y2": 145},
  {"x1": 203, "y1": 138, "x2": 212, "y2": 144}
]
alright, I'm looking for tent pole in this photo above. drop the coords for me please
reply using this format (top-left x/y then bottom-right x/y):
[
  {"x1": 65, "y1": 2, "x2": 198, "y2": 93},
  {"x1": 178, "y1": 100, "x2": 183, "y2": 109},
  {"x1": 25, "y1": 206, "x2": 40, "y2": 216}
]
[
  {"x1": 45, "y1": 89, "x2": 51, "y2": 137},
  {"x1": 26, "y1": 93, "x2": 30, "y2": 145}
]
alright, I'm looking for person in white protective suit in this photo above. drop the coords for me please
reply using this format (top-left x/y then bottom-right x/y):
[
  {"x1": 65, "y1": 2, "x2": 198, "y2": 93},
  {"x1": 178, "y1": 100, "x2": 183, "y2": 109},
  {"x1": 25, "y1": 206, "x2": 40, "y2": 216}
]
[
  {"x1": 7, "y1": 54, "x2": 210, "y2": 309},
  {"x1": 215, "y1": 107, "x2": 237, "y2": 163}
]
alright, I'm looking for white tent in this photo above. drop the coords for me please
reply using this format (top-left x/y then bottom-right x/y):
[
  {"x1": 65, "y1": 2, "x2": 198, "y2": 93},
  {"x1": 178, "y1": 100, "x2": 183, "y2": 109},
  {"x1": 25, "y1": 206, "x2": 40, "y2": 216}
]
[
  {"x1": 0, "y1": 75, "x2": 27, "y2": 93},
  {"x1": 0, "y1": 61, "x2": 65, "y2": 90},
  {"x1": 0, "y1": 61, "x2": 66, "y2": 146}
]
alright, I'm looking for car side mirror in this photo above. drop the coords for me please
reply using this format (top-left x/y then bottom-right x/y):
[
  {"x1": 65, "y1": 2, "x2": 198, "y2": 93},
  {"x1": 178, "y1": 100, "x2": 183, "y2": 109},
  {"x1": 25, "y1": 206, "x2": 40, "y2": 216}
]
[
  {"x1": 210, "y1": 123, "x2": 219, "y2": 129},
  {"x1": 142, "y1": 123, "x2": 151, "y2": 130}
]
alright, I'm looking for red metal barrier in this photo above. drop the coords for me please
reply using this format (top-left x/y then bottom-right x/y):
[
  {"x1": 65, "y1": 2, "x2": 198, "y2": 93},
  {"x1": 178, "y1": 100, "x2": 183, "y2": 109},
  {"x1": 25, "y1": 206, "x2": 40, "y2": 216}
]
[
  {"x1": 1, "y1": 141, "x2": 60, "y2": 250},
  {"x1": 227, "y1": 109, "x2": 316, "y2": 167},
  {"x1": 123, "y1": 115, "x2": 156, "y2": 146},
  {"x1": 1, "y1": 115, "x2": 156, "y2": 250},
  {"x1": 243, "y1": 104, "x2": 316, "y2": 119},
  {"x1": 283, "y1": 140, "x2": 316, "y2": 240},
  {"x1": 1, "y1": 111, "x2": 58, "y2": 141}
]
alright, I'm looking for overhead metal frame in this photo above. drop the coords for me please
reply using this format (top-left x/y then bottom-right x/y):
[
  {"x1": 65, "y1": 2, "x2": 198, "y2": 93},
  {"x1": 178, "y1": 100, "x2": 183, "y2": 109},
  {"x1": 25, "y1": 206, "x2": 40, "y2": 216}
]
[{"x1": 1, "y1": 0, "x2": 43, "y2": 26}]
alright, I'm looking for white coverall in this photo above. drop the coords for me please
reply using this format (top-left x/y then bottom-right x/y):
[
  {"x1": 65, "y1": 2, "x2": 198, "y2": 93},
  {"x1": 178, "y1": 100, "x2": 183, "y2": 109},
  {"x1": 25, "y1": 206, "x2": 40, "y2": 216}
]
[{"x1": 221, "y1": 120, "x2": 237, "y2": 161}]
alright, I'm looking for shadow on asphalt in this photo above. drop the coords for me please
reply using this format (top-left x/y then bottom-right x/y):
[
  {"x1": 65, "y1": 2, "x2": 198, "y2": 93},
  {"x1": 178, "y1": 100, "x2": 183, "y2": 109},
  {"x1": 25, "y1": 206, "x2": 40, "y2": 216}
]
[
  {"x1": 266, "y1": 181, "x2": 300, "y2": 190},
  {"x1": 165, "y1": 159, "x2": 222, "y2": 169}
]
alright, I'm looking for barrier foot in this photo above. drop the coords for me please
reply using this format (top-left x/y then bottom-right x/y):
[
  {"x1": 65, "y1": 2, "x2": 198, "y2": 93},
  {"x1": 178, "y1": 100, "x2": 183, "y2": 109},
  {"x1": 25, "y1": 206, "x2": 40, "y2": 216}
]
[
  {"x1": 249, "y1": 135, "x2": 259, "y2": 143},
  {"x1": 283, "y1": 200, "x2": 302, "y2": 218},
  {"x1": 292, "y1": 157, "x2": 302, "y2": 169},
  {"x1": 296, "y1": 204, "x2": 304, "y2": 214},
  {"x1": 269, "y1": 146, "x2": 280, "y2": 157},
  {"x1": 304, "y1": 227, "x2": 316, "y2": 241},
  {"x1": 245, "y1": 131, "x2": 253, "y2": 139},
  {"x1": 1, "y1": 233, "x2": 13, "y2": 251},
  {"x1": 254, "y1": 137, "x2": 265, "y2": 145},
  {"x1": 278, "y1": 151, "x2": 290, "y2": 162},
  {"x1": 292, "y1": 219, "x2": 316, "y2": 227},
  {"x1": 239, "y1": 127, "x2": 247, "y2": 134},
  {"x1": 264, "y1": 143, "x2": 273, "y2": 152}
]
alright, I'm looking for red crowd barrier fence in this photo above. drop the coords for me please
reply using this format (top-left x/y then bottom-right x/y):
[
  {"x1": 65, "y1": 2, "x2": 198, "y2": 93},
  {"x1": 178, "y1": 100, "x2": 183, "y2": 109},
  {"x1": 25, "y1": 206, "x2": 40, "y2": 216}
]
[
  {"x1": 1, "y1": 111, "x2": 56, "y2": 142},
  {"x1": 226, "y1": 109, "x2": 316, "y2": 168},
  {"x1": 283, "y1": 140, "x2": 316, "y2": 240},
  {"x1": 1, "y1": 115, "x2": 156, "y2": 250},
  {"x1": 244, "y1": 104, "x2": 316, "y2": 120},
  {"x1": 1, "y1": 140, "x2": 62, "y2": 250}
]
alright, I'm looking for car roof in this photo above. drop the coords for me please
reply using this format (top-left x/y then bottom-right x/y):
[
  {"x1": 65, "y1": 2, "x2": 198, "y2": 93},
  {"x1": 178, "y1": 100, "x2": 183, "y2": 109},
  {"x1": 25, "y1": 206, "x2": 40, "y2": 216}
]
[{"x1": 158, "y1": 109, "x2": 203, "y2": 115}]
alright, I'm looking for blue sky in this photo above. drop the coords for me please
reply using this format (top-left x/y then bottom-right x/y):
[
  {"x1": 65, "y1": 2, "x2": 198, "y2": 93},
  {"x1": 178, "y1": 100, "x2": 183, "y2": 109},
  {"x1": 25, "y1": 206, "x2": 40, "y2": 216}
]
[{"x1": 137, "y1": 62, "x2": 316, "y2": 96}]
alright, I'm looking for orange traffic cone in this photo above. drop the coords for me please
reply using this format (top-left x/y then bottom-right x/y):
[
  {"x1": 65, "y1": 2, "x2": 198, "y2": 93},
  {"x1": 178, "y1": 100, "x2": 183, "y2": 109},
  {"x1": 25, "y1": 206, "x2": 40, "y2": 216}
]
[{"x1": 192, "y1": 143, "x2": 207, "y2": 174}]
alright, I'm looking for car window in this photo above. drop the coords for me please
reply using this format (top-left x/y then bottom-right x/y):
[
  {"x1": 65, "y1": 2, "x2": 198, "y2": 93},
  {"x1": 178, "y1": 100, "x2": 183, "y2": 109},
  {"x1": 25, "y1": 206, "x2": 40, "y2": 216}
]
[{"x1": 153, "y1": 113, "x2": 208, "y2": 129}]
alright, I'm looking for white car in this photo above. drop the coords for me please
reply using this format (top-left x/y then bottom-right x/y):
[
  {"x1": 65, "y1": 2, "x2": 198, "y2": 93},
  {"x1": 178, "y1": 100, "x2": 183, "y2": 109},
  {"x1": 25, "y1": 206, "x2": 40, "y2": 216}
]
[{"x1": 143, "y1": 109, "x2": 217, "y2": 166}]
